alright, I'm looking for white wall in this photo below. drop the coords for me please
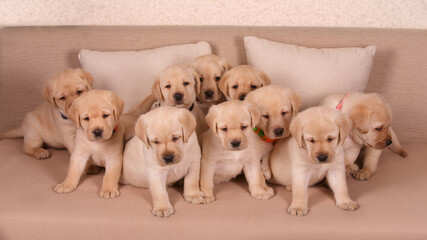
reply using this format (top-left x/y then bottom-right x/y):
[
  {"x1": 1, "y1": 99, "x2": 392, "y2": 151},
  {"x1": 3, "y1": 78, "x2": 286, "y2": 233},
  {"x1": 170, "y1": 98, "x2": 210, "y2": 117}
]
[{"x1": 0, "y1": 0, "x2": 426, "y2": 29}]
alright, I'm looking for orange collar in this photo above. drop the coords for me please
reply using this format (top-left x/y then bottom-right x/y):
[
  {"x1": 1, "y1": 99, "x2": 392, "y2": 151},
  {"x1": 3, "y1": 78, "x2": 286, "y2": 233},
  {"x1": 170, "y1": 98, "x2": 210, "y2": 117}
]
[
  {"x1": 113, "y1": 125, "x2": 118, "y2": 134},
  {"x1": 253, "y1": 127, "x2": 278, "y2": 143},
  {"x1": 336, "y1": 93, "x2": 351, "y2": 110}
]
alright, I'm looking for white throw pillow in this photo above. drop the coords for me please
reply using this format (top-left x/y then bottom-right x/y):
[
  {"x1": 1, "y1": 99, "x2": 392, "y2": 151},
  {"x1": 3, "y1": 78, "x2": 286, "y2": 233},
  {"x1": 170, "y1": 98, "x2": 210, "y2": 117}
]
[
  {"x1": 244, "y1": 36, "x2": 376, "y2": 109},
  {"x1": 79, "y1": 42, "x2": 211, "y2": 112}
]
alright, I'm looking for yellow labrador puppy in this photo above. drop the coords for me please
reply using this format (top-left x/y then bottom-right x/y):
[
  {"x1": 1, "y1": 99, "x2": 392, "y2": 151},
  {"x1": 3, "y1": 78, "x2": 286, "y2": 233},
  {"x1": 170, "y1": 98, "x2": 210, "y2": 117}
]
[
  {"x1": 121, "y1": 106, "x2": 205, "y2": 218},
  {"x1": 151, "y1": 64, "x2": 208, "y2": 137},
  {"x1": 218, "y1": 65, "x2": 271, "y2": 101},
  {"x1": 200, "y1": 100, "x2": 274, "y2": 203},
  {"x1": 269, "y1": 107, "x2": 358, "y2": 216},
  {"x1": 245, "y1": 85, "x2": 301, "y2": 179},
  {"x1": 0, "y1": 68, "x2": 93, "y2": 159},
  {"x1": 55, "y1": 90, "x2": 136, "y2": 198},
  {"x1": 320, "y1": 93, "x2": 407, "y2": 180},
  {"x1": 189, "y1": 54, "x2": 232, "y2": 114}
]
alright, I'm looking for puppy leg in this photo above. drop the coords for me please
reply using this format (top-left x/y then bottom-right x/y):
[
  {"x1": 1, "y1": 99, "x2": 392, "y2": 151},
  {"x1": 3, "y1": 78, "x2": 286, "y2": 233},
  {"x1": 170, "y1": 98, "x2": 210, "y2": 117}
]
[
  {"x1": 23, "y1": 132, "x2": 51, "y2": 159},
  {"x1": 55, "y1": 151, "x2": 89, "y2": 193},
  {"x1": 200, "y1": 158, "x2": 216, "y2": 203},
  {"x1": 148, "y1": 174, "x2": 174, "y2": 218},
  {"x1": 261, "y1": 153, "x2": 272, "y2": 180},
  {"x1": 99, "y1": 154, "x2": 122, "y2": 199},
  {"x1": 287, "y1": 170, "x2": 309, "y2": 216},
  {"x1": 183, "y1": 159, "x2": 205, "y2": 204},
  {"x1": 327, "y1": 169, "x2": 359, "y2": 211},
  {"x1": 353, "y1": 147, "x2": 382, "y2": 180},
  {"x1": 243, "y1": 160, "x2": 274, "y2": 200},
  {"x1": 344, "y1": 146, "x2": 361, "y2": 176},
  {"x1": 389, "y1": 127, "x2": 407, "y2": 158}
]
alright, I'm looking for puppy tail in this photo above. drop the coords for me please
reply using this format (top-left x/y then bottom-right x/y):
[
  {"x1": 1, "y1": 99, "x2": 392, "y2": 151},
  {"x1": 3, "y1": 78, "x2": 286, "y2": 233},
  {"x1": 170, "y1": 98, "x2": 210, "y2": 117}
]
[
  {"x1": 127, "y1": 94, "x2": 157, "y2": 117},
  {"x1": 0, "y1": 127, "x2": 24, "y2": 140},
  {"x1": 388, "y1": 127, "x2": 408, "y2": 158}
]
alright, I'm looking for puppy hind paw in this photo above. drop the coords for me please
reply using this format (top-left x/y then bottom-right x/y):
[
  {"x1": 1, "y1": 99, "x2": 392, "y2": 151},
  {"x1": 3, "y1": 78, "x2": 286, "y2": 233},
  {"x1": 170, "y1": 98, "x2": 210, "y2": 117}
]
[
  {"x1": 33, "y1": 148, "x2": 51, "y2": 159},
  {"x1": 345, "y1": 163, "x2": 359, "y2": 176},
  {"x1": 99, "y1": 188, "x2": 120, "y2": 199},
  {"x1": 337, "y1": 201, "x2": 359, "y2": 211},
  {"x1": 54, "y1": 183, "x2": 76, "y2": 194},
  {"x1": 352, "y1": 169, "x2": 373, "y2": 181},
  {"x1": 262, "y1": 167, "x2": 272, "y2": 180},
  {"x1": 152, "y1": 206, "x2": 175, "y2": 218},
  {"x1": 287, "y1": 206, "x2": 309, "y2": 216}
]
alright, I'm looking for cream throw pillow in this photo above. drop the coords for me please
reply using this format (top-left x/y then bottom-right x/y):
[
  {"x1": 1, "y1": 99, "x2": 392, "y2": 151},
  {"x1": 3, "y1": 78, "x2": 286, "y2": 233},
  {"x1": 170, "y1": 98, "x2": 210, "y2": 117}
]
[
  {"x1": 79, "y1": 42, "x2": 211, "y2": 112},
  {"x1": 244, "y1": 36, "x2": 376, "y2": 109}
]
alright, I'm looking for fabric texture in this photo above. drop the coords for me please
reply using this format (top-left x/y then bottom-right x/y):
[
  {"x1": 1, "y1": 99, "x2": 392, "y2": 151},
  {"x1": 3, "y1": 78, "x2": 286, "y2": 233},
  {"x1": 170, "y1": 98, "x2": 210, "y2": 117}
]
[
  {"x1": 78, "y1": 42, "x2": 211, "y2": 111},
  {"x1": 244, "y1": 36, "x2": 376, "y2": 110}
]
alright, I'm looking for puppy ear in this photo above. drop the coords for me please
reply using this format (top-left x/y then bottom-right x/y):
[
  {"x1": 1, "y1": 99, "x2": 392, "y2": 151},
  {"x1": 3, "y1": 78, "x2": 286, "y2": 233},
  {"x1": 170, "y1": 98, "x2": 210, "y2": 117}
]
[
  {"x1": 67, "y1": 99, "x2": 81, "y2": 128},
  {"x1": 191, "y1": 68, "x2": 201, "y2": 95},
  {"x1": 135, "y1": 116, "x2": 150, "y2": 149},
  {"x1": 77, "y1": 68, "x2": 94, "y2": 88},
  {"x1": 205, "y1": 105, "x2": 218, "y2": 134},
  {"x1": 349, "y1": 104, "x2": 372, "y2": 134},
  {"x1": 218, "y1": 71, "x2": 230, "y2": 98},
  {"x1": 247, "y1": 102, "x2": 260, "y2": 129},
  {"x1": 287, "y1": 89, "x2": 301, "y2": 119},
  {"x1": 290, "y1": 115, "x2": 306, "y2": 149},
  {"x1": 178, "y1": 109, "x2": 197, "y2": 143},
  {"x1": 151, "y1": 77, "x2": 164, "y2": 101},
  {"x1": 110, "y1": 92, "x2": 125, "y2": 121},
  {"x1": 221, "y1": 58, "x2": 233, "y2": 71},
  {"x1": 335, "y1": 113, "x2": 351, "y2": 145},
  {"x1": 42, "y1": 80, "x2": 56, "y2": 106},
  {"x1": 244, "y1": 90, "x2": 257, "y2": 107},
  {"x1": 254, "y1": 68, "x2": 271, "y2": 87}
]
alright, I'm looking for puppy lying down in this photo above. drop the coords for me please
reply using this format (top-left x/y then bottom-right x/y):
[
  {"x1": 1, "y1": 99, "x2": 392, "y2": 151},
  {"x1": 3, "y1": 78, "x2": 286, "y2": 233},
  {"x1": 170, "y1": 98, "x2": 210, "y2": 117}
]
[
  {"x1": 121, "y1": 106, "x2": 205, "y2": 218},
  {"x1": 269, "y1": 107, "x2": 359, "y2": 216}
]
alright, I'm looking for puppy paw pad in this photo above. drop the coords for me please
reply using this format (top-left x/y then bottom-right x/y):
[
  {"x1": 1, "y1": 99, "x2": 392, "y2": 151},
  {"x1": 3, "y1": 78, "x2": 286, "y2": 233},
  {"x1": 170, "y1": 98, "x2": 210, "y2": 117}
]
[
  {"x1": 337, "y1": 201, "x2": 359, "y2": 211},
  {"x1": 287, "y1": 206, "x2": 309, "y2": 216},
  {"x1": 152, "y1": 207, "x2": 175, "y2": 218}
]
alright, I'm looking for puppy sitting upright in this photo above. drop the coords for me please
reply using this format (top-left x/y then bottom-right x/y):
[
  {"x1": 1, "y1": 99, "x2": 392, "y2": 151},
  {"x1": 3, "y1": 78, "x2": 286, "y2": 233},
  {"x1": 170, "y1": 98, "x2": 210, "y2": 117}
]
[
  {"x1": 121, "y1": 106, "x2": 205, "y2": 218},
  {"x1": 320, "y1": 93, "x2": 407, "y2": 180},
  {"x1": 151, "y1": 64, "x2": 208, "y2": 137},
  {"x1": 0, "y1": 68, "x2": 93, "y2": 159},
  {"x1": 245, "y1": 85, "x2": 301, "y2": 179},
  {"x1": 218, "y1": 65, "x2": 271, "y2": 101},
  {"x1": 189, "y1": 54, "x2": 232, "y2": 114},
  {"x1": 55, "y1": 90, "x2": 136, "y2": 198},
  {"x1": 269, "y1": 107, "x2": 359, "y2": 216},
  {"x1": 200, "y1": 100, "x2": 274, "y2": 203}
]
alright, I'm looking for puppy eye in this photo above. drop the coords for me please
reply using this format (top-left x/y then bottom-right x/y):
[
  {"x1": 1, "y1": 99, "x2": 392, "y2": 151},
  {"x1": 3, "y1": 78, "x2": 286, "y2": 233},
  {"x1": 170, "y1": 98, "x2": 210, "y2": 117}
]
[
  {"x1": 262, "y1": 115, "x2": 270, "y2": 119},
  {"x1": 250, "y1": 85, "x2": 257, "y2": 89},
  {"x1": 172, "y1": 136, "x2": 180, "y2": 142},
  {"x1": 241, "y1": 125, "x2": 248, "y2": 130},
  {"x1": 308, "y1": 139, "x2": 315, "y2": 143},
  {"x1": 59, "y1": 96, "x2": 66, "y2": 100},
  {"x1": 375, "y1": 127, "x2": 383, "y2": 131},
  {"x1": 327, "y1": 137, "x2": 335, "y2": 142},
  {"x1": 200, "y1": 77, "x2": 203, "y2": 82},
  {"x1": 103, "y1": 114, "x2": 110, "y2": 119},
  {"x1": 232, "y1": 85, "x2": 238, "y2": 89},
  {"x1": 221, "y1": 127, "x2": 228, "y2": 132},
  {"x1": 281, "y1": 111, "x2": 288, "y2": 116},
  {"x1": 215, "y1": 76, "x2": 221, "y2": 81},
  {"x1": 183, "y1": 82, "x2": 190, "y2": 86},
  {"x1": 165, "y1": 85, "x2": 171, "y2": 89},
  {"x1": 153, "y1": 140, "x2": 159, "y2": 144},
  {"x1": 76, "y1": 90, "x2": 83, "y2": 95},
  {"x1": 83, "y1": 116, "x2": 90, "y2": 121}
]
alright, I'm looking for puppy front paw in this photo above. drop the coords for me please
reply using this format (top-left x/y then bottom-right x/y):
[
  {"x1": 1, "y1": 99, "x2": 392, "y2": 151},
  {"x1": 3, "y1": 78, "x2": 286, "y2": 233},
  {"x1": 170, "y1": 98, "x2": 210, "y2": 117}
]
[
  {"x1": 54, "y1": 183, "x2": 76, "y2": 194},
  {"x1": 99, "y1": 188, "x2": 120, "y2": 199},
  {"x1": 33, "y1": 148, "x2": 51, "y2": 159},
  {"x1": 345, "y1": 163, "x2": 359, "y2": 176},
  {"x1": 184, "y1": 191, "x2": 206, "y2": 204},
  {"x1": 287, "y1": 205, "x2": 309, "y2": 216},
  {"x1": 251, "y1": 187, "x2": 274, "y2": 200},
  {"x1": 152, "y1": 206, "x2": 175, "y2": 218},
  {"x1": 337, "y1": 201, "x2": 359, "y2": 211},
  {"x1": 352, "y1": 169, "x2": 373, "y2": 180}
]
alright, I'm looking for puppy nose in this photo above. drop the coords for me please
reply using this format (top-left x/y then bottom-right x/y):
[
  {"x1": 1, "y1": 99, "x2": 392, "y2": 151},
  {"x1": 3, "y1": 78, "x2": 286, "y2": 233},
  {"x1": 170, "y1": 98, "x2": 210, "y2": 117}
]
[
  {"x1": 239, "y1": 94, "x2": 246, "y2": 101},
  {"x1": 93, "y1": 129, "x2": 103, "y2": 137},
  {"x1": 386, "y1": 139, "x2": 392, "y2": 146},
  {"x1": 231, "y1": 140, "x2": 241, "y2": 148},
  {"x1": 162, "y1": 154, "x2": 174, "y2": 164},
  {"x1": 273, "y1": 128, "x2": 285, "y2": 137},
  {"x1": 204, "y1": 90, "x2": 214, "y2": 99},
  {"x1": 317, "y1": 154, "x2": 328, "y2": 162},
  {"x1": 174, "y1": 93, "x2": 183, "y2": 101}
]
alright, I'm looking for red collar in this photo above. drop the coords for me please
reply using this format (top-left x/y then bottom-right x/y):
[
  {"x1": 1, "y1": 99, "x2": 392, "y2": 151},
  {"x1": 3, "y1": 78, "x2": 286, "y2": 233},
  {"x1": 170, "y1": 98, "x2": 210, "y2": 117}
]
[
  {"x1": 336, "y1": 93, "x2": 351, "y2": 110},
  {"x1": 253, "y1": 127, "x2": 278, "y2": 143},
  {"x1": 113, "y1": 125, "x2": 118, "y2": 134}
]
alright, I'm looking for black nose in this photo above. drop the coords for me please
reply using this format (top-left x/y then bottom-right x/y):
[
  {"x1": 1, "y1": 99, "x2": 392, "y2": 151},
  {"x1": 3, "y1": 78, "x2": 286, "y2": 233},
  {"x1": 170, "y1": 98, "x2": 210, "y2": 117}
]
[
  {"x1": 231, "y1": 140, "x2": 241, "y2": 148},
  {"x1": 162, "y1": 154, "x2": 174, "y2": 164},
  {"x1": 239, "y1": 94, "x2": 246, "y2": 101},
  {"x1": 93, "y1": 129, "x2": 103, "y2": 137},
  {"x1": 174, "y1": 93, "x2": 183, "y2": 101},
  {"x1": 204, "y1": 90, "x2": 214, "y2": 99},
  {"x1": 273, "y1": 128, "x2": 284, "y2": 137},
  {"x1": 317, "y1": 154, "x2": 328, "y2": 162},
  {"x1": 386, "y1": 139, "x2": 392, "y2": 146}
]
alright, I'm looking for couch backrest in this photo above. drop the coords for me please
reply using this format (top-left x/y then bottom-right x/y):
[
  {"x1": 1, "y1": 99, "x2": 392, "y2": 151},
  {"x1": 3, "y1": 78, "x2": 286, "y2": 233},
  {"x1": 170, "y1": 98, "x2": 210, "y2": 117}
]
[{"x1": 1, "y1": 26, "x2": 426, "y2": 142}]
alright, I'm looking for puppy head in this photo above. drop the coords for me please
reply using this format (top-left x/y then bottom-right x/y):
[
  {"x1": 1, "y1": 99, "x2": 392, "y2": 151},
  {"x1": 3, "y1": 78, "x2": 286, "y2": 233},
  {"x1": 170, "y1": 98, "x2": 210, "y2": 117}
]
[
  {"x1": 290, "y1": 107, "x2": 350, "y2": 164},
  {"x1": 189, "y1": 54, "x2": 232, "y2": 103},
  {"x1": 218, "y1": 65, "x2": 271, "y2": 101},
  {"x1": 42, "y1": 68, "x2": 94, "y2": 115},
  {"x1": 349, "y1": 93, "x2": 393, "y2": 149},
  {"x1": 245, "y1": 85, "x2": 301, "y2": 140},
  {"x1": 135, "y1": 106, "x2": 196, "y2": 166},
  {"x1": 151, "y1": 65, "x2": 200, "y2": 109},
  {"x1": 68, "y1": 89, "x2": 124, "y2": 142},
  {"x1": 206, "y1": 100, "x2": 260, "y2": 151}
]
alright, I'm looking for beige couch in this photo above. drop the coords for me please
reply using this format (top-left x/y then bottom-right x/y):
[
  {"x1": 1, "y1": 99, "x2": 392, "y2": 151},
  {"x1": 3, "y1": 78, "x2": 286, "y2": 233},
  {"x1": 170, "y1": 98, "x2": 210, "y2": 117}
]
[{"x1": 1, "y1": 26, "x2": 426, "y2": 240}]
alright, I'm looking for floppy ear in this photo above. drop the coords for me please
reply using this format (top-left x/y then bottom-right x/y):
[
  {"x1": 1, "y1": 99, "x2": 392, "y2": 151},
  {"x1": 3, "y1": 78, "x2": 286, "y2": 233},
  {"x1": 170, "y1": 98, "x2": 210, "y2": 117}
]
[
  {"x1": 205, "y1": 105, "x2": 218, "y2": 134},
  {"x1": 349, "y1": 104, "x2": 372, "y2": 134},
  {"x1": 335, "y1": 113, "x2": 351, "y2": 145},
  {"x1": 254, "y1": 68, "x2": 271, "y2": 87},
  {"x1": 221, "y1": 58, "x2": 233, "y2": 72},
  {"x1": 42, "y1": 80, "x2": 56, "y2": 106},
  {"x1": 190, "y1": 68, "x2": 201, "y2": 95},
  {"x1": 77, "y1": 68, "x2": 94, "y2": 88},
  {"x1": 218, "y1": 71, "x2": 230, "y2": 98},
  {"x1": 109, "y1": 92, "x2": 125, "y2": 121},
  {"x1": 244, "y1": 91, "x2": 258, "y2": 107},
  {"x1": 135, "y1": 116, "x2": 150, "y2": 149},
  {"x1": 287, "y1": 89, "x2": 302, "y2": 119},
  {"x1": 151, "y1": 77, "x2": 164, "y2": 101},
  {"x1": 67, "y1": 99, "x2": 81, "y2": 128},
  {"x1": 290, "y1": 115, "x2": 306, "y2": 149},
  {"x1": 246, "y1": 102, "x2": 260, "y2": 129},
  {"x1": 178, "y1": 109, "x2": 197, "y2": 143}
]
